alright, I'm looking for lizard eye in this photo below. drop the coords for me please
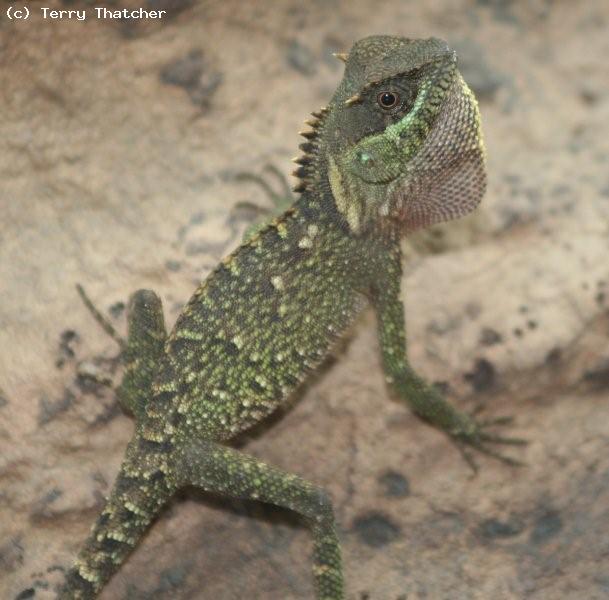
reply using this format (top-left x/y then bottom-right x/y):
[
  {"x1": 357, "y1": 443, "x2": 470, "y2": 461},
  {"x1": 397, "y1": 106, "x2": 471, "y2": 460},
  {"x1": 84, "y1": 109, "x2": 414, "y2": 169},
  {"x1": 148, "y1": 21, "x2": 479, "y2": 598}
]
[{"x1": 377, "y1": 91, "x2": 399, "y2": 109}]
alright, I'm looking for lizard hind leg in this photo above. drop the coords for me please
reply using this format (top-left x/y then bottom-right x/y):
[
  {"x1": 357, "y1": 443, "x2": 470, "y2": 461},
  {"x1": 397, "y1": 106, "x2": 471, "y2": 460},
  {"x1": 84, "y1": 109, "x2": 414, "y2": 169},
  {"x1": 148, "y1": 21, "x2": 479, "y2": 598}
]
[
  {"x1": 76, "y1": 286, "x2": 168, "y2": 420},
  {"x1": 171, "y1": 439, "x2": 344, "y2": 600},
  {"x1": 116, "y1": 289, "x2": 168, "y2": 420},
  {"x1": 59, "y1": 438, "x2": 177, "y2": 599}
]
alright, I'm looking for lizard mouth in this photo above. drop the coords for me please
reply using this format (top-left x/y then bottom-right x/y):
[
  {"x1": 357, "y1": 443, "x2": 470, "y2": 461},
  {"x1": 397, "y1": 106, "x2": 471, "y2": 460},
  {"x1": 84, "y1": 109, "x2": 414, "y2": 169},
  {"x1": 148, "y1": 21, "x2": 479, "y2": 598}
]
[{"x1": 328, "y1": 151, "x2": 398, "y2": 234}]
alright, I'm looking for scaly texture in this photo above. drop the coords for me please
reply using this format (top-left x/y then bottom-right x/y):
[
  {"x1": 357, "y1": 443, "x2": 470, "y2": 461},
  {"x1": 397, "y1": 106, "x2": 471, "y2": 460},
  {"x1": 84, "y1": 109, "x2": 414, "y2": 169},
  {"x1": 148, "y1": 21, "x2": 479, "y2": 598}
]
[{"x1": 60, "y1": 35, "x2": 522, "y2": 599}]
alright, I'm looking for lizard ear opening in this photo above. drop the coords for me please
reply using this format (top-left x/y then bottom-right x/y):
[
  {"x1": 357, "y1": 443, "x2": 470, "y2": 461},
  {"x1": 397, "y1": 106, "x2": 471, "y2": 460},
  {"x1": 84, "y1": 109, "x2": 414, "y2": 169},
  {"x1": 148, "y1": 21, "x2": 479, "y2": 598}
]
[{"x1": 391, "y1": 74, "x2": 486, "y2": 232}]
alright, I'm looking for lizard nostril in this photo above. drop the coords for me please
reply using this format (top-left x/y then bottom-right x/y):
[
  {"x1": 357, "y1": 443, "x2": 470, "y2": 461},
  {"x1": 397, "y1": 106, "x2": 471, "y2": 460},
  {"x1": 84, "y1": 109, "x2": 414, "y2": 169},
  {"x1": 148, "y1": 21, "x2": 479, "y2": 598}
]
[{"x1": 357, "y1": 151, "x2": 375, "y2": 166}]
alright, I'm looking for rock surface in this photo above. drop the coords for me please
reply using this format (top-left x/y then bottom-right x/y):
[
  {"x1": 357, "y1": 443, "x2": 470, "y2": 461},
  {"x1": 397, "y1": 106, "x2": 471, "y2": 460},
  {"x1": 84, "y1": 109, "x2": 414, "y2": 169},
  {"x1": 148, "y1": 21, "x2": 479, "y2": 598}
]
[{"x1": 2, "y1": 1, "x2": 609, "y2": 599}]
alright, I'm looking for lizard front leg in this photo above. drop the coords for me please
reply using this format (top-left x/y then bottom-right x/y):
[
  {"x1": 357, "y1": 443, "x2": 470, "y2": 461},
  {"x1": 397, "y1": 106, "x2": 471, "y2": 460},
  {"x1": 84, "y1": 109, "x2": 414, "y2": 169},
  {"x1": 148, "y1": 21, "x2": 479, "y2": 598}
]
[
  {"x1": 171, "y1": 439, "x2": 344, "y2": 600},
  {"x1": 371, "y1": 250, "x2": 525, "y2": 470}
]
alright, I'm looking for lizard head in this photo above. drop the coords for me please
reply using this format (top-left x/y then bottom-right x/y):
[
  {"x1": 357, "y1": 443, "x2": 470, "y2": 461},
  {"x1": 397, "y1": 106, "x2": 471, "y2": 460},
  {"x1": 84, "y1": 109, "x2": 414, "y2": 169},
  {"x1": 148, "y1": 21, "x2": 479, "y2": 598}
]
[{"x1": 300, "y1": 35, "x2": 486, "y2": 235}]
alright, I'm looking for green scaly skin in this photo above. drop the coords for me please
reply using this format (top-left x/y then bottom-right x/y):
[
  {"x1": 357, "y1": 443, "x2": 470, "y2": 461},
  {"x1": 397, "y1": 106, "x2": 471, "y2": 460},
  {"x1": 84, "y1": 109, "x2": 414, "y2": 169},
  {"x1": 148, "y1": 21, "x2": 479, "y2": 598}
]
[{"x1": 59, "y1": 35, "x2": 523, "y2": 600}]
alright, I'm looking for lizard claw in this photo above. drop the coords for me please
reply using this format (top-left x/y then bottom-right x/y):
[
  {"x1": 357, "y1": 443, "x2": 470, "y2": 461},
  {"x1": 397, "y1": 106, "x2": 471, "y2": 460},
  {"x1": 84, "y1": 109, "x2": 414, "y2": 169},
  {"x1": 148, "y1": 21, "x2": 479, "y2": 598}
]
[
  {"x1": 477, "y1": 415, "x2": 514, "y2": 427},
  {"x1": 451, "y1": 413, "x2": 527, "y2": 473}
]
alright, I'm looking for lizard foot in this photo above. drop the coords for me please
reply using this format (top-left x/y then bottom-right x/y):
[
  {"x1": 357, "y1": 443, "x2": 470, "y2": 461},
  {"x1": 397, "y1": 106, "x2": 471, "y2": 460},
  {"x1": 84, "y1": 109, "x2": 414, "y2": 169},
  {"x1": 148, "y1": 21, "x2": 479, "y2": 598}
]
[
  {"x1": 232, "y1": 164, "x2": 295, "y2": 241},
  {"x1": 234, "y1": 164, "x2": 294, "y2": 213},
  {"x1": 450, "y1": 413, "x2": 527, "y2": 473}
]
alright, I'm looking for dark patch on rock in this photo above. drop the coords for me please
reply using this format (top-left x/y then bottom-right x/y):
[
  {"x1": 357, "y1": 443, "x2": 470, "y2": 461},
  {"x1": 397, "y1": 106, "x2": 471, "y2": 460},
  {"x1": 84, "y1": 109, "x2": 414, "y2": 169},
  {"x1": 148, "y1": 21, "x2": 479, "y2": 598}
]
[
  {"x1": 427, "y1": 314, "x2": 462, "y2": 336},
  {"x1": 378, "y1": 470, "x2": 410, "y2": 498},
  {"x1": 465, "y1": 302, "x2": 482, "y2": 319},
  {"x1": 0, "y1": 387, "x2": 8, "y2": 408},
  {"x1": 504, "y1": 172, "x2": 521, "y2": 188},
  {"x1": 76, "y1": 362, "x2": 113, "y2": 395},
  {"x1": 151, "y1": 562, "x2": 192, "y2": 595},
  {"x1": 190, "y1": 211, "x2": 205, "y2": 225},
  {"x1": 165, "y1": 259, "x2": 182, "y2": 272},
  {"x1": 478, "y1": 516, "x2": 524, "y2": 540},
  {"x1": 15, "y1": 588, "x2": 35, "y2": 600},
  {"x1": 594, "y1": 575, "x2": 609, "y2": 593},
  {"x1": 596, "y1": 291, "x2": 605, "y2": 306},
  {"x1": 160, "y1": 49, "x2": 223, "y2": 110},
  {"x1": 47, "y1": 564, "x2": 66, "y2": 573},
  {"x1": 529, "y1": 509, "x2": 563, "y2": 545},
  {"x1": 427, "y1": 510, "x2": 465, "y2": 537},
  {"x1": 146, "y1": 0, "x2": 194, "y2": 19},
  {"x1": 582, "y1": 358, "x2": 609, "y2": 390},
  {"x1": 475, "y1": 0, "x2": 521, "y2": 25},
  {"x1": 513, "y1": 327, "x2": 523, "y2": 338},
  {"x1": 115, "y1": 0, "x2": 191, "y2": 38},
  {"x1": 551, "y1": 183, "x2": 572, "y2": 197},
  {"x1": 30, "y1": 488, "x2": 63, "y2": 522},
  {"x1": 545, "y1": 347, "x2": 562, "y2": 365},
  {"x1": 88, "y1": 397, "x2": 122, "y2": 427},
  {"x1": 352, "y1": 511, "x2": 401, "y2": 548},
  {"x1": 171, "y1": 301, "x2": 186, "y2": 314},
  {"x1": 177, "y1": 210, "x2": 208, "y2": 242},
  {"x1": 480, "y1": 327, "x2": 502, "y2": 346},
  {"x1": 56, "y1": 329, "x2": 79, "y2": 368},
  {"x1": 579, "y1": 84, "x2": 600, "y2": 106},
  {"x1": 286, "y1": 40, "x2": 317, "y2": 76},
  {"x1": 527, "y1": 319, "x2": 538, "y2": 330},
  {"x1": 0, "y1": 538, "x2": 24, "y2": 574},
  {"x1": 464, "y1": 358, "x2": 496, "y2": 393},
  {"x1": 33, "y1": 578, "x2": 48, "y2": 590},
  {"x1": 109, "y1": 300, "x2": 125, "y2": 319},
  {"x1": 38, "y1": 389, "x2": 75, "y2": 426}
]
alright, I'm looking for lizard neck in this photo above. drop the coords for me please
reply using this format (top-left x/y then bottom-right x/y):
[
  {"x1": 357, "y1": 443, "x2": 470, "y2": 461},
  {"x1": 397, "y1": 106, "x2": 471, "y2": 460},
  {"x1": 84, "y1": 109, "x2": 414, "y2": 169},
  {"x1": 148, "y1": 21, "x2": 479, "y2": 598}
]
[{"x1": 296, "y1": 167, "x2": 402, "y2": 247}]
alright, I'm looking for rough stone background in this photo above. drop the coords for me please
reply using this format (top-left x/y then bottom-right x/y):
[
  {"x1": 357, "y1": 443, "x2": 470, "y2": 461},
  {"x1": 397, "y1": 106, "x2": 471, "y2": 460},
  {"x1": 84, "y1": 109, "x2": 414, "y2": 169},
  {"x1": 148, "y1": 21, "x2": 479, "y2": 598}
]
[{"x1": 2, "y1": 1, "x2": 609, "y2": 599}]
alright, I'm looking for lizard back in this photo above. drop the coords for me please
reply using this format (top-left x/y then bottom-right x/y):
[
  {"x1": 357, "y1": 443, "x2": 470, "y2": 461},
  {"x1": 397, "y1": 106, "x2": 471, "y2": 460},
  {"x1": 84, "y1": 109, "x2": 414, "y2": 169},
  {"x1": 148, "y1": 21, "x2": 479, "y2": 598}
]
[{"x1": 146, "y1": 194, "x2": 385, "y2": 441}]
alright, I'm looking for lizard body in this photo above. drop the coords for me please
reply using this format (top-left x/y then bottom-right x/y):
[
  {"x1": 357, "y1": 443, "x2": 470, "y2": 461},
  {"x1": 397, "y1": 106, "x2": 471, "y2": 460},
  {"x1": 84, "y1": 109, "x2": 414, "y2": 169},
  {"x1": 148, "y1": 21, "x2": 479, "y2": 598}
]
[{"x1": 60, "y1": 35, "x2": 521, "y2": 599}]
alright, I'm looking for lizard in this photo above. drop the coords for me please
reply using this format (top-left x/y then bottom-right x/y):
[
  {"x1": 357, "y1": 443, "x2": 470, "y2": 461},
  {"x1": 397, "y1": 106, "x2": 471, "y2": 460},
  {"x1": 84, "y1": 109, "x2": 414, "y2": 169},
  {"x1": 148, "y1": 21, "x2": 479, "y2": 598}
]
[{"x1": 59, "y1": 35, "x2": 524, "y2": 600}]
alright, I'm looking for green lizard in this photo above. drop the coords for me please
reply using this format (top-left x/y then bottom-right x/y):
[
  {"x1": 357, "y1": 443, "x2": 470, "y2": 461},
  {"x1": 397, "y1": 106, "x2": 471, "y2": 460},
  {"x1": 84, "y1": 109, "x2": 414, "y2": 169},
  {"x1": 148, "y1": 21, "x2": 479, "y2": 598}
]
[{"x1": 60, "y1": 35, "x2": 523, "y2": 599}]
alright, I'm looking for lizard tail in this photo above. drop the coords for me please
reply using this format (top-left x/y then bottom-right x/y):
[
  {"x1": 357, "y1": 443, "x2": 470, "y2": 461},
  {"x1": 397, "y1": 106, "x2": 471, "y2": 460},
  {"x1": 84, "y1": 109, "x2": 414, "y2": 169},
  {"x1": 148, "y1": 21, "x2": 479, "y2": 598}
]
[{"x1": 58, "y1": 437, "x2": 176, "y2": 599}]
